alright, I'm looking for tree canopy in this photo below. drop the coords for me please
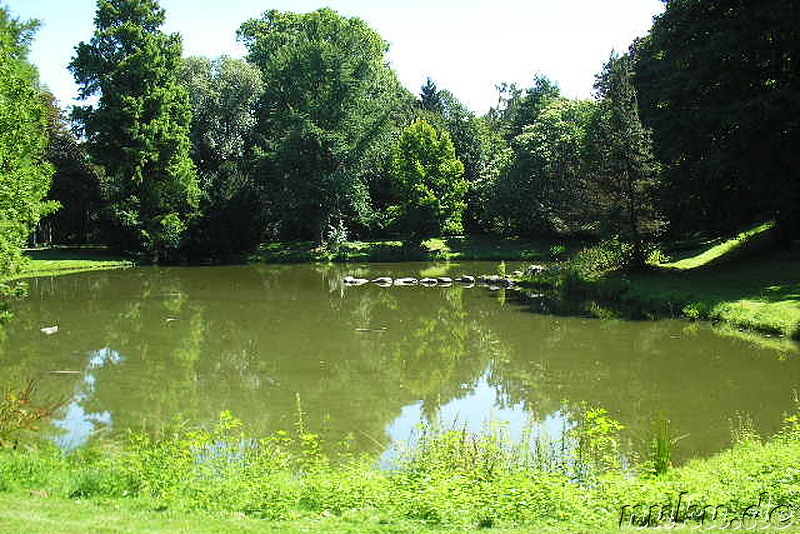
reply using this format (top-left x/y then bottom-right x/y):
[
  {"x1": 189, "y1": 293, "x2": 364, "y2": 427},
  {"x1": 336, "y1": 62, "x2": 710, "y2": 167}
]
[
  {"x1": 0, "y1": 8, "x2": 55, "y2": 275},
  {"x1": 238, "y1": 8, "x2": 411, "y2": 241},
  {"x1": 1, "y1": 0, "x2": 794, "y2": 267},
  {"x1": 70, "y1": 0, "x2": 199, "y2": 260},
  {"x1": 634, "y1": 0, "x2": 800, "y2": 234},
  {"x1": 178, "y1": 56, "x2": 266, "y2": 257},
  {"x1": 390, "y1": 119, "x2": 467, "y2": 240}
]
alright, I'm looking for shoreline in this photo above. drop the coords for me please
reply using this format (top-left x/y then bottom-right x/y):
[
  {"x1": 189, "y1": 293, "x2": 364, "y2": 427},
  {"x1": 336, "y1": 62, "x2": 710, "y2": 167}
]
[{"x1": 8, "y1": 235, "x2": 799, "y2": 343}]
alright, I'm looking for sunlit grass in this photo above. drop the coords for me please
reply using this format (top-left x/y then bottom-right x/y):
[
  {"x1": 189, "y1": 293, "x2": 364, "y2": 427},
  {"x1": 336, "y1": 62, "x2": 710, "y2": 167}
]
[
  {"x1": 546, "y1": 221, "x2": 800, "y2": 340},
  {"x1": 624, "y1": 244, "x2": 800, "y2": 339},
  {"x1": 661, "y1": 221, "x2": 776, "y2": 270},
  {"x1": 2, "y1": 249, "x2": 132, "y2": 282}
]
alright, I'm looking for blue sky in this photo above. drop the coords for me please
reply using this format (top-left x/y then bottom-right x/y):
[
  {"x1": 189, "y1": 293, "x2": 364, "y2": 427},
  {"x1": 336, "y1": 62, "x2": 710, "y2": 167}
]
[{"x1": 5, "y1": 0, "x2": 664, "y2": 113}]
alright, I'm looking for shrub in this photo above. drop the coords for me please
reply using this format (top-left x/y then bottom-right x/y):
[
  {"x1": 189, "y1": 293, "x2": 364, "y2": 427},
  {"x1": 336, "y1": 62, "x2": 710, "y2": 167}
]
[
  {"x1": 0, "y1": 381, "x2": 64, "y2": 448},
  {"x1": 554, "y1": 238, "x2": 634, "y2": 296}
]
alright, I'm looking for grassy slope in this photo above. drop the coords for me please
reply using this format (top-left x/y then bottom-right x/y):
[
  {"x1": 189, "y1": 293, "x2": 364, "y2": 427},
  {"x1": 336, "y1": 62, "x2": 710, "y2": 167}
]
[
  {"x1": 661, "y1": 221, "x2": 776, "y2": 270},
  {"x1": 627, "y1": 254, "x2": 800, "y2": 339},
  {"x1": 2, "y1": 248, "x2": 133, "y2": 281},
  {"x1": 251, "y1": 236, "x2": 569, "y2": 264},
  {"x1": 596, "y1": 223, "x2": 800, "y2": 340}
]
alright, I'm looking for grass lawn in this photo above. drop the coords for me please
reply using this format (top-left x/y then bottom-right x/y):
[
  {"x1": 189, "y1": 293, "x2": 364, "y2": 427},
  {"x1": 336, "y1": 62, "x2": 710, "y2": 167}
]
[
  {"x1": 2, "y1": 248, "x2": 133, "y2": 282},
  {"x1": 250, "y1": 235, "x2": 572, "y2": 264},
  {"x1": 0, "y1": 492, "x2": 630, "y2": 534},
  {"x1": 661, "y1": 221, "x2": 777, "y2": 270},
  {"x1": 593, "y1": 223, "x2": 800, "y2": 340},
  {"x1": 5, "y1": 492, "x2": 795, "y2": 534},
  {"x1": 627, "y1": 253, "x2": 800, "y2": 339}
]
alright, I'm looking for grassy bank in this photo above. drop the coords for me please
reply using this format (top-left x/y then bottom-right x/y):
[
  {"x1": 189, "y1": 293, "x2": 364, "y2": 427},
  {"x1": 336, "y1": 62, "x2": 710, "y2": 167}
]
[
  {"x1": 0, "y1": 410, "x2": 798, "y2": 533},
  {"x1": 625, "y1": 253, "x2": 800, "y2": 340},
  {"x1": 2, "y1": 248, "x2": 133, "y2": 282},
  {"x1": 250, "y1": 236, "x2": 572, "y2": 264},
  {"x1": 525, "y1": 224, "x2": 800, "y2": 341}
]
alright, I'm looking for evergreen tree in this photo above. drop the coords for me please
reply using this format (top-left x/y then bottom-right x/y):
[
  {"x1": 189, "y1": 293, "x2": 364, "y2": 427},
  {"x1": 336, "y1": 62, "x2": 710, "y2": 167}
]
[
  {"x1": 419, "y1": 77, "x2": 443, "y2": 114},
  {"x1": 70, "y1": 0, "x2": 199, "y2": 260},
  {"x1": 588, "y1": 53, "x2": 663, "y2": 266}
]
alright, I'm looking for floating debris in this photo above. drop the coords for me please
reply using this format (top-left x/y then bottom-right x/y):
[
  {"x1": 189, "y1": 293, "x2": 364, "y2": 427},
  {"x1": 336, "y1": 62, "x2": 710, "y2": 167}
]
[
  {"x1": 40, "y1": 325, "x2": 59, "y2": 335},
  {"x1": 49, "y1": 370, "x2": 81, "y2": 375},
  {"x1": 355, "y1": 327, "x2": 388, "y2": 333}
]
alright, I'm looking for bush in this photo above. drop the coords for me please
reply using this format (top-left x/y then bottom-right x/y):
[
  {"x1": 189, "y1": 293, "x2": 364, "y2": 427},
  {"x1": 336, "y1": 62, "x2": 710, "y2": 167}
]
[
  {"x1": 553, "y1": 238, "x2": 634, "y2": 297},
  {"x1": 0, "y1": 381, "x2": 64, "y2": 448}
]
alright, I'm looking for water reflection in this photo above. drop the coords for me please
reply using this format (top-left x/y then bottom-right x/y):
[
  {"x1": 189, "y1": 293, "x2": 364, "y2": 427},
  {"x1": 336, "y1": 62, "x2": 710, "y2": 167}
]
[
  {"x1": 52, "y1": 348, "x2": 123, "y2": 450},
  {"x1": 0, "y1": 263, "x2": 797, "y2": 463}
]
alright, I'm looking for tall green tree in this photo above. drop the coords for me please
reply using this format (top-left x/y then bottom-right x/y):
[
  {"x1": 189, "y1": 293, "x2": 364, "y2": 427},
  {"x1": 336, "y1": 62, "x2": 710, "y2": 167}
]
[
  {"x1": 493, "y1": 98, "x2": 597, "y2": 236},
  {"x1": 0, "y1": 8, "x2": 56, "y2": 275},
  {"x1": 70, "y1": 0, "x2": 199, "y2": 260},
  {"x1": 588, "y1": 53, "x2": 663, "y2": 266},
  {"x1": 634, "y1": 0, "x2": 800, "y2": 234},
  {"x1": 390, "y1": 119, "x2": 466, "y2": 240},
  {"x1": 415, "y1": 79, "x2": 491, "y2": 232},
  {"x1": 179, "y1": 56, "x2": 264, "y2": 174},
  {"x1": 419, "y1": 77, "x2": 443, "y2": 114},
  {"x1": 179, "y1": 56, "x2": 266, "y2": 256},
  {"x1": 238, "y1": 8, "x2": 410, "y2": 241}
]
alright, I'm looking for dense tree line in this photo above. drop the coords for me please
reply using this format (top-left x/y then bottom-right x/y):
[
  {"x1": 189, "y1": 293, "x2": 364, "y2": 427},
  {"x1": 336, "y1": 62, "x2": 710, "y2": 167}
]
[
  {"x1": 2, "y1": 0, "x2": 797, "y2": 266},
  {"x1": 634, "y1": 0, "x2": 800, "y2": 236}
]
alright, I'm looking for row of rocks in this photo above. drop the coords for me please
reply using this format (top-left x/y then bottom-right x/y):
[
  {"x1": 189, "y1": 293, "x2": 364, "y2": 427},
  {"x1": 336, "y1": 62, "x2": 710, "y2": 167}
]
[{"x1": 343, "y1": 273, "x2": 521, "y2": 288}]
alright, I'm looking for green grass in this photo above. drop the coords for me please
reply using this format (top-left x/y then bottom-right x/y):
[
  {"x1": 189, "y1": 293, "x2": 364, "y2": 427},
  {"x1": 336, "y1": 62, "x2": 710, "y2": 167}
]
[
  {"x1": 0, "y1": 492, "x2": 665, "y2": 534},
  {"x1": 534, "y1": 223, "x2": 800, "y2": 341},
  {"x1": 2, "y1": 248, "x2": 133, "y2": 281},
  {"x1": 8, "y1": 492, "x2": 793, "y2": 534},
  {"x1": 624, "y1": 251, "x2": 800, "y2": 340},
  {"x1": 661, "y1": 221, "x2": 776, "y2": 270},
  {"x1": 250, "y1": 236, "x2": 569, "y2": 264},
  {"x1": 0, "y1": 493, "x2": 456, "y2": 534}
]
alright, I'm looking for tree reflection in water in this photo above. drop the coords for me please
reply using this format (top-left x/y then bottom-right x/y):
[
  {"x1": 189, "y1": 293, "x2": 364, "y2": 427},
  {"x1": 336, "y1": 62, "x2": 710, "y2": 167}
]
[{"x1": 0, "y1": 263, "x2": 797, "y2": 462}]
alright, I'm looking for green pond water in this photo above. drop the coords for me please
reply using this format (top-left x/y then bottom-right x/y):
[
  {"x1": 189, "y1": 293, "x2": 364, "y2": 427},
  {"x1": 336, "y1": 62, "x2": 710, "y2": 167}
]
[{"x1": 1, "y1": 262, "x2": 798, "y2": 462}]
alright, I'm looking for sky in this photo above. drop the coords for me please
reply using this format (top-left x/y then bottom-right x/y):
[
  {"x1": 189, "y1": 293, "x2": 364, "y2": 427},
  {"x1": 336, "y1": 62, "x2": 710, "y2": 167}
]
[{"x1": 5, "y1": 0, "x2": 665, "y2": 114}]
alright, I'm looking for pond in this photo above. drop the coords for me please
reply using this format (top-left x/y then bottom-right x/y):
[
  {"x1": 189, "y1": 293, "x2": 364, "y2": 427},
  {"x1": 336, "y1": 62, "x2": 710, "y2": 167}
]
[{"x1": 1, "y1": 262, "x2": 798, "y2": 462}]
